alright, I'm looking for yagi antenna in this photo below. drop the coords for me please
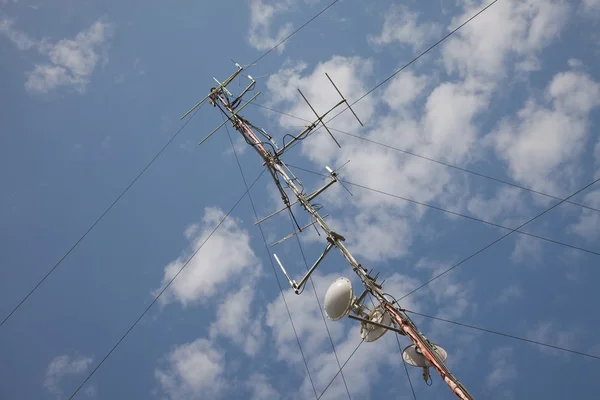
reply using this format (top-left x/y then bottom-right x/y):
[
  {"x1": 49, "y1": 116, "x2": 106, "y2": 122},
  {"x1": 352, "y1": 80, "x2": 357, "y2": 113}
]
[
  {"x1": 276, "y1": 72, "x2": 364, "y2": 156},
  {"x1": 325, "y1": 72, "x2": 363, "y2": 126},
  {"x1": 297, "y1": 88, "x2": 342, "y2": 148}
]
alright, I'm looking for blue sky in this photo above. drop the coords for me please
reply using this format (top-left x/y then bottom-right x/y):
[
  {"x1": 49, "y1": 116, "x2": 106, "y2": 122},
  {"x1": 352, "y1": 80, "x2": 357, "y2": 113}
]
[{"x1": 2, "y1": 0, "x2": 600, "y2": 399}]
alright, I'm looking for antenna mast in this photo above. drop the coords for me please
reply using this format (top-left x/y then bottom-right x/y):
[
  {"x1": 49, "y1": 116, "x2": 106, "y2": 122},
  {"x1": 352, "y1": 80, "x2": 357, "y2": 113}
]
[{"x1": 182, "y1": 63, "x2": 474, "y2": 399}]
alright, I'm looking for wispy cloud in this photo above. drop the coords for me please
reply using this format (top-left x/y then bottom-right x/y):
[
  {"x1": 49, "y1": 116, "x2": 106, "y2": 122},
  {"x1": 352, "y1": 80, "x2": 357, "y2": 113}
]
[
  {"x1": 486, "y1": 347, "x2": 517, "y2": 387},
  {"x1": 581, "y1": 0, "x2": 600, "y2": 13},
  {"x1": 368, "y1": 5, "x2": 442, "y2": 51},
  {"x1": 246, "y1": 373, "x2": 280, "y2": 400},
  {"x1": 209, "y1": 283, "x2": 264, "y2": 356},
  {"x1": 0, "y1": 15, "x2": 37, "y2": 50},
  {"x1": 511, "y1": 234, "x2": 544, "y2": 266},
  {"x1": 44, "y1": 354, "x2": 94, "y2": 399},
  {"x1": 0, "y1": 15, "x2": 111, "y2": 93},
  {"x1": 495, "y1": 283, "x2": 523, "y2": 305},
  {"x1": 248, "y1": 0, "x2": 293, "y2": 52},
  {"x1": 526, "y1": 321, "x2": 581, "y2": 358},
  {"x1": 568, "y1": 190, "x2": 600, "y2": 242},
  {"x1": 485, "y1": 346, "x2": 517, "y2": 398}
]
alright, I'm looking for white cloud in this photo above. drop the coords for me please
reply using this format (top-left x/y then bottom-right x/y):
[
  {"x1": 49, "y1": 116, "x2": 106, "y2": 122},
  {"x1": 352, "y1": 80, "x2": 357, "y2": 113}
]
[
  {"x1": 368, "y1": 5, "x2": 442, "y2": 51},
  {"x1": 582, "y1": 0, "x2": 600, "y2": 12},
  {"x1": 568, "y1": 58, "x2": 584, "y2": 69},
  {"x1": 28, "y1": 21, "x2": 110, "y2": 93},
  {"x1": 526, "y1": 321, "x2": 579, "y2": 357},
  {"x1": 485, "y1": 347, "x2": 517, "y2": 389},
  {"x1": 568, "y1": 190, "x2": 600, "y2": 241},
  {"x1": 155, "y1": 207, "x2": 259, "y2": 306},
  {"x1": 511, "y1": 234, "x2": 544, "y2": 266},
  {"x1": 467, "y1": 187, "x2": 524, "y2": 223},
  {"x1": 0, "y1": 15, "x2": 37, "y2": 50},
  {"x1": 44, "y1": 354, "x2": 93, "y2": 398},
  {"x1": 246, "y1": 373, "x2": 280, "y2": 400},
  {"x1": 414, "y1": 258, "x2": 475, "y2": 322},
  {"x1": 0, "y1": 15, "x2": 110, "y2": 93},
  {"x1": 248, "y1": 0, "x2": 293, "y2": 52},
  {"x1": 381, "y1": 70, "x2": 429, "y2": 110},
  {"x1": 443, "y1": 0, "x2": 570, "y2": 79},
  {"x1": 155, "y1": 338, "x2": 225, "y2": 400},
  {"x1": 495, "y1": 283, "x2": 523, "y2": 305},
  {"x1": 487, "y1": 69, "x2": 600, "y2": 197},
  {"x1": 595, "y1": 138, "x2": 600, "y2": 170},
  {"x1": 209, "y1": 283, "x2": 264, "y2": 356}
]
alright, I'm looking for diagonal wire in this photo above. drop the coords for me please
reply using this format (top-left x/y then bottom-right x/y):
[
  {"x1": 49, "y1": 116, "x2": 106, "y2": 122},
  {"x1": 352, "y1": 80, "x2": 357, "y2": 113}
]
[
  {"x1": 0, "y1": 0, "x2": 340, "y2": 332},
  {"x1": 398, "y1": 177, "x2": 600, "y2": 302},
  {"x1": 286, "y1": 164, "x2": 600, "y2": 258},
  {"x1": 251, "y1": 102, "x2": 600, "y2": 214},
  {"x1": 224, "y1": 124, "x2": 318, "y2": 398},
  {"x1": 289, "y1": 212, "x2": 352, "y2": 399},
  {"x1": 404, "y1": 310, "x2": 600, "y2": 361},
  {"x1": 249, "y1": 0, "x2": 340, "y2": 66},
  {"x1": 318, "y1": 339, "x2": 364, "y2": 400},
  {"x1": 68, "y1": 169, "x2": 267, "y2": 399},
  {"x1": 396, "y1": 333, "x2": 417, "y2": 400},
  {"x1": 0, "y1": 103, "x2": 205, "y2": 330}
]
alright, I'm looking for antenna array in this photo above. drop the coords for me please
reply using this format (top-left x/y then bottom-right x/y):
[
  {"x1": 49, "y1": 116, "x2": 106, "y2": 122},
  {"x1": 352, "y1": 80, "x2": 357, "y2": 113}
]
[{"x1": 182, "y1": 62, "x2": 475, "y2": 400}]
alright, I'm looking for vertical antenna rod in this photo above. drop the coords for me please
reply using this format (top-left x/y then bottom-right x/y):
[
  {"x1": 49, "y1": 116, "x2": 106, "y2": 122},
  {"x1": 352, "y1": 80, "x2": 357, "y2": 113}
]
[{"x1": 185, "y1": 64, "x2": 474, "y2": 400}]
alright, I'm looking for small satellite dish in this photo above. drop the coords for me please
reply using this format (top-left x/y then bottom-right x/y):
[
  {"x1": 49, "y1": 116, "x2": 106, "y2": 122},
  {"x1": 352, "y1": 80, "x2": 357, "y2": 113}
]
[
  {"x1": 402, "y1": 344, "x2": 448, "y2": 368},
  {"x1": 324, "y1": 277, "x2": 354, "y2": 320},
  {"x1": 360, "y1": 305, "x2": 391, "y2": 342}
]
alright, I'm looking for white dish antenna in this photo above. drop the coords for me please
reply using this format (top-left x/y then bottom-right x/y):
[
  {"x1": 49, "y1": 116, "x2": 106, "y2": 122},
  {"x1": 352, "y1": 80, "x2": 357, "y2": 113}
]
[
  {"x1": 360, "y1": 305, "x2": 391, "y2": 342},
  {"x1": 324, "y1": 277, "x2": 354, "y2": 320},
  {"x1": 402, "y1": 344, "x2": 448, "y2": 368}
]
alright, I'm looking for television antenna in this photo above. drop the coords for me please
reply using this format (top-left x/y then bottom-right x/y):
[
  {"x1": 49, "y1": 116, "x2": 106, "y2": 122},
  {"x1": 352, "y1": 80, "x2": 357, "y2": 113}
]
[{"x1": 181, "y1": 62, "x2": 475, "y2": 399}]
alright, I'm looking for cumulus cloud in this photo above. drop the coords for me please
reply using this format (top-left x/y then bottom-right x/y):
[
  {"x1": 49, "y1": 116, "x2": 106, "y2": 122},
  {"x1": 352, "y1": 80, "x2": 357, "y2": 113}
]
[
  {"x1": 44, "y1": 354, "x2": 94, "y2": 398},
  {"x1": 0, "y1": 16, "x2": 111, "y2": 93},
  {"x1": 155, "y1": 207, "x2": 259, "y2": 306},
  {"x1": 248, "y1": 0, "x2": 293, "y2": 52},
  {"x1": 487, "y1": 70, "x2": 600, "y2": 197},
  {"x1": 27, "y1": 21, "x2": 110, "y2": 93},
  {"x1": 155, "y1": 338, "x2": 225, "y2": 400}
]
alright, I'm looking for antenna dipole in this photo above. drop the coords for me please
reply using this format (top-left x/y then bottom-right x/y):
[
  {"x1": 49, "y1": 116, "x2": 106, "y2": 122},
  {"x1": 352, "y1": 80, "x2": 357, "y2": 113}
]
[{"x1": 183, "y1": 63, "x2": 474, "y2": 400}]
